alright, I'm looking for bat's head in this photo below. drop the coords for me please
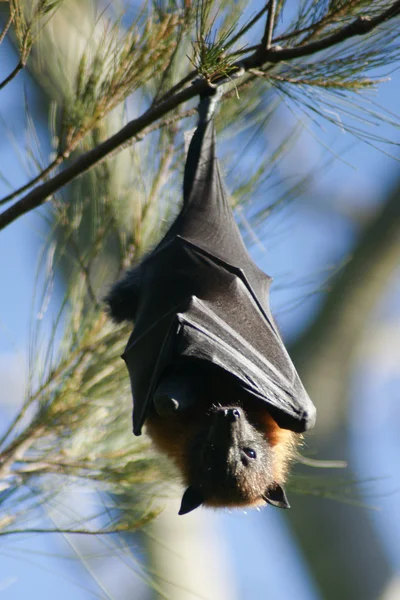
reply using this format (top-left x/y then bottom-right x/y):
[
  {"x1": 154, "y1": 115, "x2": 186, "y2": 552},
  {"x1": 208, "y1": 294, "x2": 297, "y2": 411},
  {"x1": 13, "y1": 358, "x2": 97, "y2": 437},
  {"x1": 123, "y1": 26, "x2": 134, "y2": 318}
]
[{"x1": 179, "y1": 406, "x2": 290, "y2": 515}]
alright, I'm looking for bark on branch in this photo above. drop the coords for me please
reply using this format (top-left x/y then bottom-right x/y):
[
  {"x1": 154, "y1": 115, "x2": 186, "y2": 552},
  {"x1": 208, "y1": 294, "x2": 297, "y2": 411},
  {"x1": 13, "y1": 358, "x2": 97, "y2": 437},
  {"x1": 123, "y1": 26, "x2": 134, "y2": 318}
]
[{"x1": 0, "y1": 1, "x2": 399, "y2": 231}]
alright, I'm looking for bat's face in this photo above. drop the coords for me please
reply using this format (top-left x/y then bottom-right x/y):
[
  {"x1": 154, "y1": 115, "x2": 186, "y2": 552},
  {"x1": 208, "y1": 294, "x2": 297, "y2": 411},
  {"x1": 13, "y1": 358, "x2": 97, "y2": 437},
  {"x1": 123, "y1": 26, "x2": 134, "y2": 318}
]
[{"x1": 179, "y1": 406, "x2": 290, "y2": 515}]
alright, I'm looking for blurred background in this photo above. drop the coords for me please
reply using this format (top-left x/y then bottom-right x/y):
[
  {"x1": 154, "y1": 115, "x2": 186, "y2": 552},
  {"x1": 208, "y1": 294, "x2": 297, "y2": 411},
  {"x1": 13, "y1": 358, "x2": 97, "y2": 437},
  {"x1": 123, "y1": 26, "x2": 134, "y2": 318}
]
[{"x1": 0, "y1": 1, "x2": 399, "y2": 599}]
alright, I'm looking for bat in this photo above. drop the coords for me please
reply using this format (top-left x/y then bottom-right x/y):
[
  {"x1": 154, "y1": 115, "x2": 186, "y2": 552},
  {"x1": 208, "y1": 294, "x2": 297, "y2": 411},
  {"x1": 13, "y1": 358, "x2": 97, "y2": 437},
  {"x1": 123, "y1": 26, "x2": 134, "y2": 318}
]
[{"x1": 106, "y1": 87, "x2": 316, "y2": 515}]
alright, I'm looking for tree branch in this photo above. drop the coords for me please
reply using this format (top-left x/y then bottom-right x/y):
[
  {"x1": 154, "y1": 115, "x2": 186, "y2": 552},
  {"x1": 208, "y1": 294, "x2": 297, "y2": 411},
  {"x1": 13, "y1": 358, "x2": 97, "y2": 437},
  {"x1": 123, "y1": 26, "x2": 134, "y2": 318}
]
[
  {"x1": 0, "y1": 528, "x2": 123, "y2": 536},
  {"x1": 225, "y1": 2, "x2": 270, "y2": 51},
  {"x1": 0, "y1": 60, "x2": 24, "y2": 91},
  {"x1": 261, "y1": 0, "x2": 276, "y2": 50},
  {"x1": 0, "y1": 154, "x2": 64, "y2": 206},
  {"x1": 1, "y1": 1, "x2": 399, "y2": 231},
  {"x1": 245, "y1": 3, "x2": 400, "y2": 68},
  {"x1": 0, "y1": 83, "x2": 205, "y2": 230}
]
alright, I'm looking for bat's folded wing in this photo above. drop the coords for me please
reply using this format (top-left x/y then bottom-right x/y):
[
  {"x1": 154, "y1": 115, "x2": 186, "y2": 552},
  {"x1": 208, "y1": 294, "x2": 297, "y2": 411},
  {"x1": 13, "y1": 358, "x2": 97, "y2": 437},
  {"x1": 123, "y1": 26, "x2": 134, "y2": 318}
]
[
  {"x1": 123, "y1": 286, "x2": 316, "y2": 436},
  {"x1": 176, "y1": 296, "x2": 316, "y2": 434},
  {"x1": 122, "y1": 313, "x2": 177, "y2": 436}
]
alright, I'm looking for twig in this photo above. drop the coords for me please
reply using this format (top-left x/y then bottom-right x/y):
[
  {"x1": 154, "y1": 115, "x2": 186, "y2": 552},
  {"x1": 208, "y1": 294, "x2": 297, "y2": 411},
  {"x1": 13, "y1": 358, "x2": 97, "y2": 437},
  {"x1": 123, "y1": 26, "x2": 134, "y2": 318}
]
[
  {"x1": 0, "y1": 527, "x2": 124, "y2": 536},
  {"x1": 261, "y1": 1, "x2": 276, "y2": 50},
  {"x1": 0, "y1": 425, "x2": 45, "y2": 479},
  {"x1": 154, "y1": 69, "x2": 197, "y2": 106},
  {"x1": 52, "y1": 199, "x2": 99, "y2": 304},
  {"x1": 0, "y1": 60, "x2": 24, "y2": 91},
  {"x1": 225, "y1": 3, "x2": 270, "y2": 50},
  {"x1": 0, "y1": 12, "x2": 13, "y2": 45},
  {"x1": 0, "y1": 315, "x2": 107, "y2": 450},
  {"x1": 247, "y1": 4, "x2": 400, "y2": 68},
  {"x1": 230, "y1": 14, "x2": 356, "y2": 59},
  {"x1": 302, "y1": 1, "x2": 357, "y2": 44},
  {"x1": 1, "y1": 2, "x2": 399, "y2": 232},
  {"x1": 0, "y1": 109, "x2": 195, "y2": 207},
  {"x1": 151, "y1": 25, "x2": 185, "y2": 107},
  {"x1": 68, "y1": 241, "x2": 98, "y2": 304},
  {"x1": 0, "y1": 154, "x2": 64, "y2": 206}
]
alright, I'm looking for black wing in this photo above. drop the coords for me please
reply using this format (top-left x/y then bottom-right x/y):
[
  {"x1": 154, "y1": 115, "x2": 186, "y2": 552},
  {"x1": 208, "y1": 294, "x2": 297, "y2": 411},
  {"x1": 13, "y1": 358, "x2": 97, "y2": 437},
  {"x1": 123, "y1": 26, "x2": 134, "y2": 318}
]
[{"x1": 118, "y1": 91, "x2": 316, "y2": 436}]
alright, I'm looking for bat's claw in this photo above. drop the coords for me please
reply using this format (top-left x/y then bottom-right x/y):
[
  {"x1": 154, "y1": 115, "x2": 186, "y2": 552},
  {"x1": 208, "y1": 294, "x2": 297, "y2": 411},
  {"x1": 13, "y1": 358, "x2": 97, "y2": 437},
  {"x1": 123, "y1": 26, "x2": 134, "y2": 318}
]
[
  {"x1": 154, "y1": 393, "x2": 180, "y2": 416},
  {"x1": 153, "y1": 372, "x2": 196, "y2": 416}
]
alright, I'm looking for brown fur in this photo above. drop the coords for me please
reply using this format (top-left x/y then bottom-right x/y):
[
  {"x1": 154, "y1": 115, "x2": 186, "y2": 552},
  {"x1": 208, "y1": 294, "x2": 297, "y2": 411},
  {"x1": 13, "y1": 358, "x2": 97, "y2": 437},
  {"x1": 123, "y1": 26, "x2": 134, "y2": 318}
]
[{"x1": 146, "y1": 395, "x2": 298, "y2": 508}]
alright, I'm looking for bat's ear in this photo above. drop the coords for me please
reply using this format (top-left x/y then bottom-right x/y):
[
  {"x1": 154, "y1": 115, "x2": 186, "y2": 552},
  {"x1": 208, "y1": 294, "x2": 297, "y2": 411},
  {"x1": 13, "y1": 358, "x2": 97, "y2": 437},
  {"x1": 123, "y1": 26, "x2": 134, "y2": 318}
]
[
  {"x1": 263, "y1": 483, "x2": 290, "y2": 510},
  {"x1": 179, "y1": 487, "x2": 204, "y2": 515}
]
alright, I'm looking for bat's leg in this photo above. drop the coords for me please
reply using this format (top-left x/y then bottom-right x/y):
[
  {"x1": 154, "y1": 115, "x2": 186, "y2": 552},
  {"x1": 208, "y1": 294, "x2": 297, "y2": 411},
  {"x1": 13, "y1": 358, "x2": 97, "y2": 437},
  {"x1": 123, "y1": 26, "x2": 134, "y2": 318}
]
[{"x1": 153, "y1": 372, "x2": 197, "y2": 416}]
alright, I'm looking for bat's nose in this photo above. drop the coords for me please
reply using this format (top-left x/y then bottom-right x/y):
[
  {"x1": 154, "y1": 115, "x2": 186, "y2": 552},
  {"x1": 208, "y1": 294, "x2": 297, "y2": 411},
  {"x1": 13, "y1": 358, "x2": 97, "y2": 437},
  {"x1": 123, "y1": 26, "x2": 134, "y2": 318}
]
[
  {"x1": 209, "y1": 407, "x2": 242, "y2": 443},
  {"x1": 221, "y1": 408, "x2": 241, "y2": 422}
]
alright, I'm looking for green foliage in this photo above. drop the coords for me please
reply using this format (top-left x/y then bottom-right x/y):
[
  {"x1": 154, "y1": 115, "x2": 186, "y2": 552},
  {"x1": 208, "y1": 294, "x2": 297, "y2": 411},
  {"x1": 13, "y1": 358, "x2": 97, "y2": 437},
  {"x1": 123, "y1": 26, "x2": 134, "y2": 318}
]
[
  {"x1": 0, "y1": 290, "x2": 166, "y2": 535},
  {"x1": 61, "y1": 8, "x2": 182, "y2": 151},
  {"x1": 190, "y1": 0, "x2": 245, "y2": 82},
  {"x1": 10, "y1": 0, "x2": 65, "y2": 64}
]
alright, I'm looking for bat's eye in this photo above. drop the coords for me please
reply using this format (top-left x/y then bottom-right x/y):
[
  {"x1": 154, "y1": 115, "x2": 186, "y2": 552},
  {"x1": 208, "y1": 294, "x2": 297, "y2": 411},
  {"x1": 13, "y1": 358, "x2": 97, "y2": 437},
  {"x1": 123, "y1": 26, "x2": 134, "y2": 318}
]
[{"x1": 243, "y1": 447, "x2": 257, "y2": 459}]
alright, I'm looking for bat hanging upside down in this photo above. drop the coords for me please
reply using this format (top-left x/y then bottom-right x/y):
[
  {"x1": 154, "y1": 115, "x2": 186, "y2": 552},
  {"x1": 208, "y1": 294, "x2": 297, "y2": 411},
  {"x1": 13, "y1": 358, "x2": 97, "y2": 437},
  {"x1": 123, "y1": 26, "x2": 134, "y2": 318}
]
[{"x1": 106, "y1": 86, "x2": 316, "y2": 515}]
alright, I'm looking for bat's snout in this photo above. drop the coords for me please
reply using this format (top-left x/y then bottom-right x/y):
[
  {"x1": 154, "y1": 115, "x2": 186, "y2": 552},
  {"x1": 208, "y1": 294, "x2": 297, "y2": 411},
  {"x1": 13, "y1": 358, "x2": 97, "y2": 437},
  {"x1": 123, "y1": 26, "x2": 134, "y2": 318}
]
[
  {"x1": 209, "y1": 406, "x2": 244, "y2": 442},
  {"x1": 218, "y1": 407, "x2": 241, "y2": 422}
]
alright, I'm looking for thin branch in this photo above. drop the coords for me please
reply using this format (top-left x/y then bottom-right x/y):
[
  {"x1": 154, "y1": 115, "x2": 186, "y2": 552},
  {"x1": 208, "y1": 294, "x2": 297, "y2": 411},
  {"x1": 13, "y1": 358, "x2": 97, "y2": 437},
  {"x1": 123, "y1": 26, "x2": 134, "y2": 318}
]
[
  {"x1": 0, "y1": 109, "x2": 195, "y2": 208},
  {"x1": 151, "y1": 25, "x2": 185, "y2": 107},
  {"x1": 225, "y1": 2, "x2": 270, "y2": 50},
  {"x1": 0, "y1": 425, "x2": 45, "y2": 480},
  {"x1": 230, "y1": 15, "x2": 357, "y2": 60},
  {"x1": 67, "y1": 240, "x2": 98, "y2": 304},
  {"x1": 0, "y1": 320, "x2": 104, "y2": 449},
  {"x1": 0, "y1": 60, "x2": 24, "y2": 91},
  {"x1": 153, "y1": 69, "x2": 197, "y2": 107},
  {"x1": 1, "y1": 1, "x2": 400, "y2": 231},
  {"x1": 51, "y1": 197, "x2": 99, "y2": 304},
  {"x1": 0, "y1": 528, "x2": 125, "y2": 537},
  {"x1": 246, "y1": 3, "x2": 400, "y2": 67},
  {"x1": 261, "y1": 1, "x2": 276, "y2": 50},
  {"x1": 0, "y1": 154, "x2": 64, "y2": 206},
  {"x1": 0, "y1": 12, "x2": 13, "y2": 45}
]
